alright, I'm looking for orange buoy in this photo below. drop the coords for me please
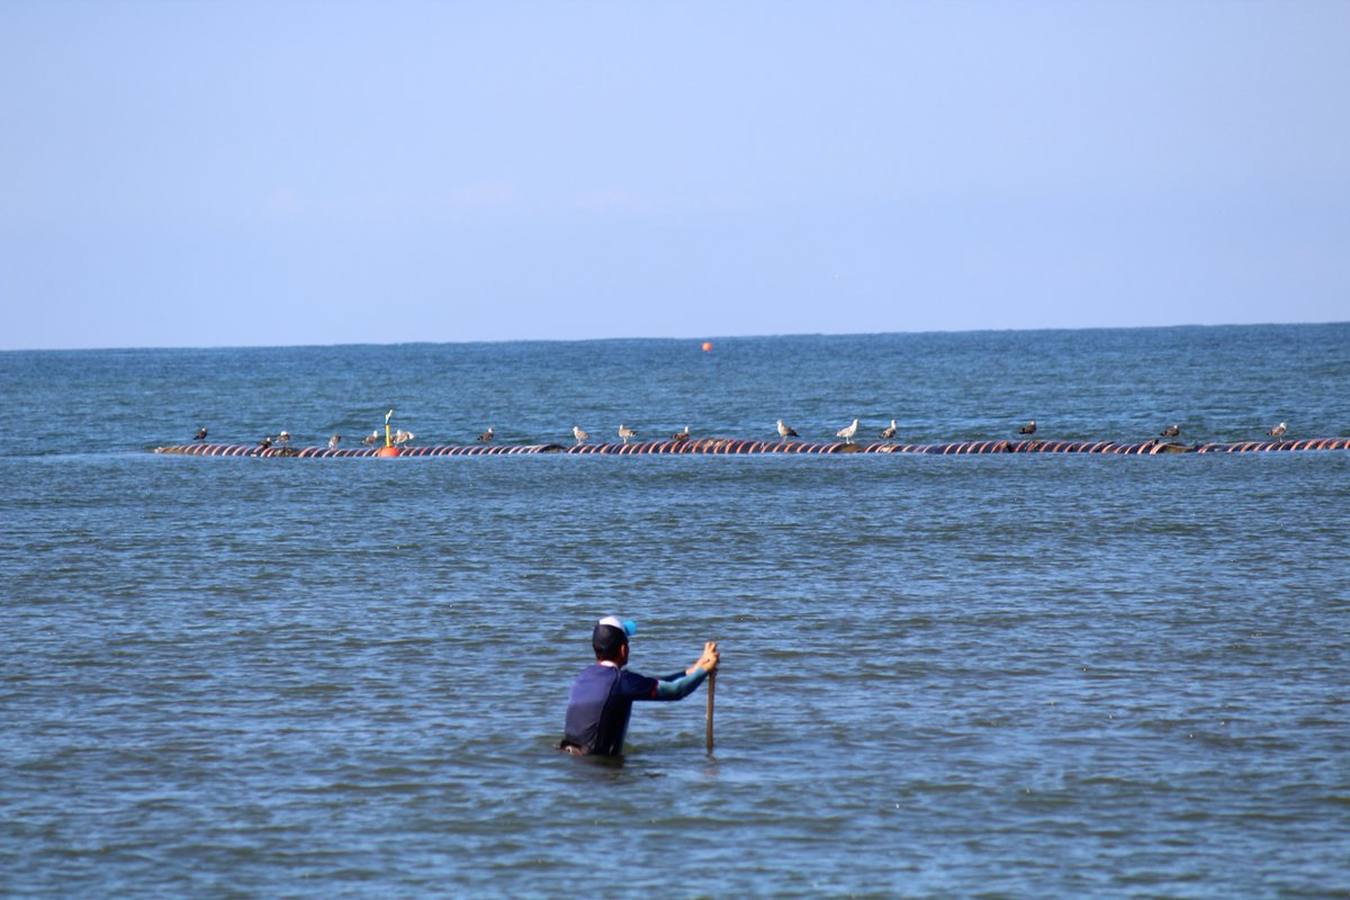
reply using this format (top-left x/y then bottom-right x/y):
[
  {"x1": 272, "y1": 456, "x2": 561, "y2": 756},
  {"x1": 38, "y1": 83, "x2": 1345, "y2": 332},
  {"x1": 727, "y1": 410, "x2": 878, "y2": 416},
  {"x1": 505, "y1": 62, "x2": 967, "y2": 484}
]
[
  {"x1": 701, "y1": 341, "x2": 714, "y2": 352},
  {"x1": 376, "y1": 446, "x2": 401, "y2": 458}
]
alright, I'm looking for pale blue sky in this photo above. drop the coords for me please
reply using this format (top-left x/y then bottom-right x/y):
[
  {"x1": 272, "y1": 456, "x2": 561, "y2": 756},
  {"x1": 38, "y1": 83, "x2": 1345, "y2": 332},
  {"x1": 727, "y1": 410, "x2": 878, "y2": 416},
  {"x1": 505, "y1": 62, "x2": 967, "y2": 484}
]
[{"x1": 2, "y1": 1, "x2": 1347, "y2": 350}]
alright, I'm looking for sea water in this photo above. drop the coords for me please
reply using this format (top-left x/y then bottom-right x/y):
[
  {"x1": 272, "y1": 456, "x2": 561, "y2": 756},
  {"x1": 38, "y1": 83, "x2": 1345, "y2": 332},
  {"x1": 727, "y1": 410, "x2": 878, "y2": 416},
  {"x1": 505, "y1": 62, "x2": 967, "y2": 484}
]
[{"x1": 1, "y1": 324, "x2": 1347, "y2": 896}]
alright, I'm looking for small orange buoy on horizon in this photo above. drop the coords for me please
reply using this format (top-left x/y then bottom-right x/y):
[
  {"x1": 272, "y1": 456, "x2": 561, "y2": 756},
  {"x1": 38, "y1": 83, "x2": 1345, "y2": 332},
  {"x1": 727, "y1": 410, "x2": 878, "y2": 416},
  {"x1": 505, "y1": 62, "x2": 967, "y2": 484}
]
[{"x1": 701, "y1": 341, "x2": 714, "y2": 352}]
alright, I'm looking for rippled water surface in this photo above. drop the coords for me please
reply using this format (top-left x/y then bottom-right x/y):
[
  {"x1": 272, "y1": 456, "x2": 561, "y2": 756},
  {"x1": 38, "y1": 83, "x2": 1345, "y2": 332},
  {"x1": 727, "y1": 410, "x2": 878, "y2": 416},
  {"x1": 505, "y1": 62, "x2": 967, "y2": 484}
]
[{"x1": 2, "y1": 325, "x2": 1348, "y2": 896}]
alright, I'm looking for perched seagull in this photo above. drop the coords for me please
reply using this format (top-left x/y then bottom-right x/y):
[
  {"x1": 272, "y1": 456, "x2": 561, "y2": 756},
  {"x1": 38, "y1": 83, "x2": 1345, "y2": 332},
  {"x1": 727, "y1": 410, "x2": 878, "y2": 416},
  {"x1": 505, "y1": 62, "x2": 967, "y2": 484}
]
[
  {"x1": 277, "y1": 430, "x2": 291, "y2": 448},
  {"x1": 328, "y1": 434, "x2": 340, "y2": 450},
  {"x1": 1268, "y1": 421, "x2": 1287, "y2": 439},
  {"x1": 194, "y1": 426, "x2": 208, "y2": 441},
  {"x1": 618, "y1": 424, "x2": 638, "y2": 445},
  {"x1": 776, "y1": 419, "x2": 799, "y2": 439},
  {"x1": 258, "y1": 435, "x2": 273, "y2": 450},
  {"x1": 1160, "y1": 424, "x2": 1180, "y2": 438},
  {"x1": 880, "y1": 419, "x2": 897, "y2": 440},
  {"x1": 573, "y1": 425, "x2": 589, "y2": 446},
  {"x1": 362, "y1": 430, "x2": 380, "y2": 447},
  {"x1": 477, "y1": 426, "x2": 494, "y2": 443},
  {"x1": 671, "y1": 425, "x2": 690, "y2": 443},
  {"x1": 836, "y1": 418, "x2": 859, "y2": 444},
  {"x1": 392, "y1": 429, "x2": 415, "y2": 446},
  {"x1": 1018, "y1": 420, "x2": 1037, "y2": 435}
]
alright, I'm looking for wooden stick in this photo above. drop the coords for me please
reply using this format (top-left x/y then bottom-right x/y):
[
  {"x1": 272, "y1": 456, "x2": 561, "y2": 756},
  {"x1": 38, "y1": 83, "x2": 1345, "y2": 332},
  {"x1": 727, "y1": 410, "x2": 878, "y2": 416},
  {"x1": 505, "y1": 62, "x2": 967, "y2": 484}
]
[{"x1": 705, "y1": 670, "x2": 716, "y2": 754}]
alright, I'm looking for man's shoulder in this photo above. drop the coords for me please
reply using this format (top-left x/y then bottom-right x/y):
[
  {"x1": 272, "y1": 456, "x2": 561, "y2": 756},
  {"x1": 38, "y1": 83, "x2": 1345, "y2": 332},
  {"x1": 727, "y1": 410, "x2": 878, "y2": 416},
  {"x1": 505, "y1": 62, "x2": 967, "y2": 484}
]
[
  {"x1": 569, "y1": 663, "x2": 653, "y2": 691},
  {"x1": 617, "y1": 668, "x2": 658, "y2": 694},
  {"x1": 572, "y1": 663, "x2": 617, "y2": 684}
]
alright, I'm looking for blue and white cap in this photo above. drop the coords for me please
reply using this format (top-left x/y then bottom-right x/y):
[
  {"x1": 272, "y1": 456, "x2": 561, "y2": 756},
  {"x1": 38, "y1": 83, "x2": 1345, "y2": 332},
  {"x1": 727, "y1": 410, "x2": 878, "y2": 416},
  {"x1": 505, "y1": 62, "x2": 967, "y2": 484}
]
[
  {"x1": 592, "y1": 615, "x2": 638, "y2": 658},
  {"x1": 596, "y1": 615, "x2": 638, "y2": 637}
]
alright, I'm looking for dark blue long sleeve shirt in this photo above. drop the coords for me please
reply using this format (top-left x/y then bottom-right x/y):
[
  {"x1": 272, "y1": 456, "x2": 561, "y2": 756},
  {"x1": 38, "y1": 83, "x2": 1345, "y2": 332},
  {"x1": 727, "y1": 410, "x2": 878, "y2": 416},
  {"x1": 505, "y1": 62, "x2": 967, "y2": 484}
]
[{"x1": 561, "y1": 663, "x2": 708, "y2": 756}]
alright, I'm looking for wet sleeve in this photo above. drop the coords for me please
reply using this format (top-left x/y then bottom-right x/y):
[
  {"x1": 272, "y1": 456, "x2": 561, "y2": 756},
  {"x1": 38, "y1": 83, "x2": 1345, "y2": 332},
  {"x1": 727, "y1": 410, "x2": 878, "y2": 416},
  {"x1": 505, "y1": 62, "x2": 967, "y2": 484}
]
[{"x1": 649, "y1": 667, "x2": 708, "y2": 701}]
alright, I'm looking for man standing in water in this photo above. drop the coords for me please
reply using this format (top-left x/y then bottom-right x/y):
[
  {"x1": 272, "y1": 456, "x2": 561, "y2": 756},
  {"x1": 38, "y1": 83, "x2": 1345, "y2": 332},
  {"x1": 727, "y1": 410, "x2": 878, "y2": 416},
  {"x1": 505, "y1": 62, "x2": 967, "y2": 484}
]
[{"x1": 560, "y1": 616, "x2": 719, "y2": 757}]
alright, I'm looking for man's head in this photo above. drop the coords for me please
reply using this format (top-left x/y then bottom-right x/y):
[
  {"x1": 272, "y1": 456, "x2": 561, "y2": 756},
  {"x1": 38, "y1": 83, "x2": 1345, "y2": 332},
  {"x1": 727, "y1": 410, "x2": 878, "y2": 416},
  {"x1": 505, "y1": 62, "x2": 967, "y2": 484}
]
[{"x1": 592, "y1": 616, "x2": 637, "y2": 664}]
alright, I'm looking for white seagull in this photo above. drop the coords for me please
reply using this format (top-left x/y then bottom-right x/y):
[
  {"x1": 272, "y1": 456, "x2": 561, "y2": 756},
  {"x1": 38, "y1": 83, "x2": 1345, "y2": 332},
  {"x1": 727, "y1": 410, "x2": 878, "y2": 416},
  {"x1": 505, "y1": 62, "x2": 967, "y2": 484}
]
[
  {"x1": 618, "y1": 424, "x2": 637, "y2": 445},
  {"x1": 362, "y1": 430, "x2": 380, "y2": 446},
  {"x1": 836, "y1": 418, "x2": 859, "y2": 444},
  {"x1": 1268, "y1": 421, "x2": 1287, "y2": 439},
  {"x1": 278, "y1": 430, "x2": 291, "y2": 447},
  {"x1": 573, "y1": 425, "x2": 589, "y2": 445},
  {"x1": 776, "y1": 419, "x2": 799, "y2": 439},
  {"x1": 328, "y1": 434, "x2": 340, "y2": 450},
  {"x1": 392, "y1": 429, "x2": 415, "y2": 446},
  {"x1": 880, "y1": 419, "x2": 897, "y2": 440}
]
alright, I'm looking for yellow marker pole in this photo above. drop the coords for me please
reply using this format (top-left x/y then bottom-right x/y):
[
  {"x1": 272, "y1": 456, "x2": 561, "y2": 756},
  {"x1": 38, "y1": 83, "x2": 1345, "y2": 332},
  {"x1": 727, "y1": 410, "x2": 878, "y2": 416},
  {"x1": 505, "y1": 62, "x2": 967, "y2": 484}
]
[
  {"x1": 705, "y1": 670, "x2": 716, "y2": 754},
  {"x1": 385, "y1": 408, "x2": 394, "y2": 448}
]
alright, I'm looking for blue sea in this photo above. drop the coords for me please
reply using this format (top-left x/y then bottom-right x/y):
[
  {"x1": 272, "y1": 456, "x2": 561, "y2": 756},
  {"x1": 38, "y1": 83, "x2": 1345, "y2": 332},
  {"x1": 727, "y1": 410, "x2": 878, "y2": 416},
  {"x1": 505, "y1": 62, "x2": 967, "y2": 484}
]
[{"x1": 2, "y1": 324, "x2": 1347, "y2": 896}]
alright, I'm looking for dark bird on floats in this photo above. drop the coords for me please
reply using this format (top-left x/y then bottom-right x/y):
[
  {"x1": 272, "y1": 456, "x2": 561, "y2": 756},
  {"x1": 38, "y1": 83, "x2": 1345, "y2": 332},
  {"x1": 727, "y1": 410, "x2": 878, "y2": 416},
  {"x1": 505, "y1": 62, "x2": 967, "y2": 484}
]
[
  {"x1": 672, "y1": 425, "x2": 690, "y2": 443},
  {"x1": 258, "y1": 436, "x2": 273, "y2": 450},
  {"x1": 477, "y1": 426, "x2": 494, "y2": 443},
  {"x1": 1268, "y1": 421, "x2": 1287, "y2": 439},
  {"x1": 1160, "y1": 424, "x2": 1180, "y2": 438},
  {"x1": 1018, "y1": 420, "x2": 1037, "y2": 435},
  {"x1": 194, "y1": 426, "x2": 208, "y2": 441},
  {"x1": 362, "y1": 430, "x2": 380, "y2": 446},
  {"x1": 880, "y1": 419, "x2": 897, "y2": 440},
  {"x1": 776, "y1": 419, "x2": 799, "y2": 439}
]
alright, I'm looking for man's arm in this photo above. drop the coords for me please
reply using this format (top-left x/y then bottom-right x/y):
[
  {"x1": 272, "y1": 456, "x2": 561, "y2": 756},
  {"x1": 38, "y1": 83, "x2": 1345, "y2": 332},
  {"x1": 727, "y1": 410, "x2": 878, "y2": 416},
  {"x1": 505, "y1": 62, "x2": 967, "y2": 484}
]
[
  {"x1": 633, "y1": 641, "x2": 720, "y2": 702},
  {"x1": 650, "y1": 666, "x2": 708, "y2": 700}
]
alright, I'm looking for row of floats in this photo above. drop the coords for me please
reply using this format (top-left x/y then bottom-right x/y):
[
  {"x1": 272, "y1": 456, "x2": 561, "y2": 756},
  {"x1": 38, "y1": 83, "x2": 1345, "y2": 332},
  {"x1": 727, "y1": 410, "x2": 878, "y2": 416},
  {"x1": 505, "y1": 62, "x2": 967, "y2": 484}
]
[{"x1": 154, "y1": 436, "x2": 1350, "y2": 458}]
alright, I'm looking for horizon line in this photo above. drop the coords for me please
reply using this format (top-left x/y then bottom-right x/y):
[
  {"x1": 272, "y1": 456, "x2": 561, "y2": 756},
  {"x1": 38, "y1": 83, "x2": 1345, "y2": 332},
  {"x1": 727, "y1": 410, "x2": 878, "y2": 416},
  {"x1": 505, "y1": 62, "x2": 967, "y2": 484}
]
[{"x1": 3, "y1": 318, "x2": 1345, "y2": 354}]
